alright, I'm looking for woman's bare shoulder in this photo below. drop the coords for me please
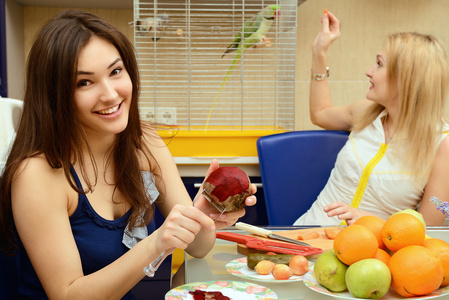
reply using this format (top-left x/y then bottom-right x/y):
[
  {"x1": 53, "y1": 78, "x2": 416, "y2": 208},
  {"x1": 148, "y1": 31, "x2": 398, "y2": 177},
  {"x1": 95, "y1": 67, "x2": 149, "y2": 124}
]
[
  {"x1": 140, "y1": 122, "x2": 165, "y2": 145},
  {"x1": 350, "y1": 99, "x2": 375, "y2": 116},
  {"x1": 139, "y1": 123, "x2": 178, "y2": 174},
  {"x1": 11, "y1": 155, "x2": 73, "y2": 221},
  {"x1": 436, "y1": 134, "x2": 449, "y2": 157},
  {"x1": 15, "y1": 155, "x2": 62, "y2": 177},
  {"x1": 13, "y1": 155, "x2": 69, "y2": 195},
  {"x1": 140, "y1": 123, "x2": 174, "y2": 154},
  {"x1": 138, "y1": 123, "x2": 166, "y2": 171}
]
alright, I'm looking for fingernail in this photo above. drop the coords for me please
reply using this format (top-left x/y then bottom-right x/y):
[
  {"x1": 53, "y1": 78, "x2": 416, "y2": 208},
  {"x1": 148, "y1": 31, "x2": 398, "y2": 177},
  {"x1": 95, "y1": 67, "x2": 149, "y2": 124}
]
[
  {"x1": 210, "y1": 213, "x2": 218, "y2": 219},
  {"x1": 210, "y1": 225, "x2": 216, "y2": 231}
]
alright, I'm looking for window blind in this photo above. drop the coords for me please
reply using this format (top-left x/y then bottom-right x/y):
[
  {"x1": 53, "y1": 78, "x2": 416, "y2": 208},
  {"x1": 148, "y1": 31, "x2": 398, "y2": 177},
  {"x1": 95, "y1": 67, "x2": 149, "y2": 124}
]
[{"x1": 134, "y1": 0, "x2": 299, "y2": 131}]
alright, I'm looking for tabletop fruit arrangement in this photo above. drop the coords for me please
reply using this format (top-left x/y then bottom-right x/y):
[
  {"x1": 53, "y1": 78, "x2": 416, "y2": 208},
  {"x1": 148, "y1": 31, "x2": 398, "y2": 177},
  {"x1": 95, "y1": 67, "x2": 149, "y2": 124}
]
[{"x1": 313, "y1": 210, "x2": 449, "y2": 299}]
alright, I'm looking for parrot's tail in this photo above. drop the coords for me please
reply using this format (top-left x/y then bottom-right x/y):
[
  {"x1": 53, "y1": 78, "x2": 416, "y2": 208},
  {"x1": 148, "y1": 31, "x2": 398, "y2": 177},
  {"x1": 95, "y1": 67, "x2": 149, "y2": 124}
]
[{"x1": 205, "y1": 57, "x2": 239, "y2": 131}]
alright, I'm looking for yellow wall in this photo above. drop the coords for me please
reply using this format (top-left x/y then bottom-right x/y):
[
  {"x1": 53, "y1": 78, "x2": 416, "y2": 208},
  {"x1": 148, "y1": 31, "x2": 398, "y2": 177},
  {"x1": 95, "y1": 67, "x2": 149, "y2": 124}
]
[
  {"x1": 296, "y1": 0, "x2": 449, "y2": 130},
  {"x1": 23, "y1": 7, "x2": 133, "y2": 60},
  {"x1": 21, "y1": 0, "x2": 449, "y2": 131}
]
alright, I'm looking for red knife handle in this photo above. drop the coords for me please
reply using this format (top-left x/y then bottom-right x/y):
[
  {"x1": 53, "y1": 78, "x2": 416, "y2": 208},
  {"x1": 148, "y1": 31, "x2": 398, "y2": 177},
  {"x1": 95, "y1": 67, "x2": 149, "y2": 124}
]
[
  {"x1": 216, "y1": 231, "x2": 256, "y2": 244},
  {"x1": 216, "y1": 232, "x2": 323, "y2": 256},
  {"x1": 246, "y1": 239, "x2": 323, "y2": 256}
]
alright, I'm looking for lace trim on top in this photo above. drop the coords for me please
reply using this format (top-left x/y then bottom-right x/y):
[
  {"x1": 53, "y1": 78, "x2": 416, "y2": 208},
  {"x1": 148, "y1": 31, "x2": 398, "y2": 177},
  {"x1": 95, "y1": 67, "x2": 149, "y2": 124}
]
[
  {"x1": 81, "y1": 198, "x2": 131, "y2": 230},
  {"x1": 123, "y1": 171, "x2": 159, "y2": 248}
]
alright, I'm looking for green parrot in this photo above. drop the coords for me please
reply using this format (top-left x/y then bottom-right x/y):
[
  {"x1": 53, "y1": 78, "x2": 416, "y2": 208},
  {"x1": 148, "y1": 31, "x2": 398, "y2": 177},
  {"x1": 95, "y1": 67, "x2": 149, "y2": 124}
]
[{"x1": 205, "y1": 5, "x2": 281, "y2": 129}]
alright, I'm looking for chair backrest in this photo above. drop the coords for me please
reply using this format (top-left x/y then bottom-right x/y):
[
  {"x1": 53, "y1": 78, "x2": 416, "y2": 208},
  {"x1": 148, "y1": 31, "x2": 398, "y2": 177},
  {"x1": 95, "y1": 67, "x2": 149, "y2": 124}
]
[
  {"x1": 0, "y1": 98, "x2": 23, "y2": 174},
  {"x1": 257, "y1": 130, "x2": 349, "y2": 225},
  {"x1": 0, "y1": 98, "x2": 23, "y2": 298}
]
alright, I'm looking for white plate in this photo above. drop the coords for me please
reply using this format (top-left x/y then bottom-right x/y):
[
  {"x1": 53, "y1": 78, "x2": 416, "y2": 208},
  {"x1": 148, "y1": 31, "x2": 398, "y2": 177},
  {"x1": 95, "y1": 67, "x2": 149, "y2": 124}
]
[
  {"x1": 165, "y1": 280, "x2": 277, "y2": 299},
  {"x1": 225, "y1": 257, "x2": 313, "y2": 283},
  {"x1": 303, "y1": 265, "x2": 449, "y2": 299}
]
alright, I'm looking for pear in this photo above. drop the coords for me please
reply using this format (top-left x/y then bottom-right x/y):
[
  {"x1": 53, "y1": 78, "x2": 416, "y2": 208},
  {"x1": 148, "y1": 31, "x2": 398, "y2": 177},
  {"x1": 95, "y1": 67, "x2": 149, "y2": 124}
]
[{"x1": 314, "y1": 250, "x2": 348, "y2": 292}]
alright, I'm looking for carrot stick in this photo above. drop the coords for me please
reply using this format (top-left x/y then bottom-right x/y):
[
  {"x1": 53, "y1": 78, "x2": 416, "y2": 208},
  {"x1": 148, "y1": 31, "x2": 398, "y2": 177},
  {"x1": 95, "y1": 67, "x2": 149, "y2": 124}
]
[
  {"x1": 324, "y1": 228, "x2": 341, "y2": 240},
  {"x1": 324, "y1": 8, "x2": 328, "y2": 14},
  {"x1": 297, "y1": 231, "x2": 320, "y2": 240}
]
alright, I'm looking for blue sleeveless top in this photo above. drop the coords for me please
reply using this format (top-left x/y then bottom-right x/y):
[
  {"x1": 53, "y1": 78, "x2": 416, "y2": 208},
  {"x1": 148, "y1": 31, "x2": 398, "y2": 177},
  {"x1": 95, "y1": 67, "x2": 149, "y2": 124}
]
[{"x1": 18, "y1": 167, "x2": 157, "y2": 299}]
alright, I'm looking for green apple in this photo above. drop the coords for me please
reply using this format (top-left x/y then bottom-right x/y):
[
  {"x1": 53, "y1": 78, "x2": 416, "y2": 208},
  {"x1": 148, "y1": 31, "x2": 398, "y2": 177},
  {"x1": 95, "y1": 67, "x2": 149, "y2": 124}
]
[
  {"x1": 392, "y1": 209, "x2": 426, "y2": 228},
  {"x1": 345, "y1": 258, "x2": 391, "y2": 299},
  {"x1": 314, "y1": 250, "x2": 348, "y2": 292}
]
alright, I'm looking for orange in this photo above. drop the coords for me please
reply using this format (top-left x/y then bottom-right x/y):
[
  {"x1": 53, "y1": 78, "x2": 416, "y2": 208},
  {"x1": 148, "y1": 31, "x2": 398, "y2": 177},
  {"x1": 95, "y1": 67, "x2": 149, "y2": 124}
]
[
  {"x1": 353, "y1": 215, "x2": 386, "y2": 249},
  {"x1": 333, "y1": 225, "x2": 378, "y2": 265},
  {"x1": 423, "y1": 238, "x2": 449, "y2": 287},
  {"x1": 381, "y1": 213, "x2": 425, "y2": 252},
  {"x1": 388, "y1": 245, "x2": 443, "y2": 297},
  {"x1": 374, "y1": 248, "x2": 390, "y2": 265}
]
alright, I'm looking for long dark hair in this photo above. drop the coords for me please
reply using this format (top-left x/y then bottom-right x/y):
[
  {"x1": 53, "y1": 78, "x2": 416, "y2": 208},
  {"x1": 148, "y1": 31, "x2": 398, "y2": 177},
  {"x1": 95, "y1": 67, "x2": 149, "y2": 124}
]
[{"x1": 0, "y1": 10, "x2": 157, "y2": 254}]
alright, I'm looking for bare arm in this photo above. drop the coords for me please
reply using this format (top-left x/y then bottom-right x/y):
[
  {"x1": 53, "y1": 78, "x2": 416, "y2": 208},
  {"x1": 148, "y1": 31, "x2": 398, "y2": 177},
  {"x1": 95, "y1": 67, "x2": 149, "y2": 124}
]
[
  {"x1": 12, "y1": 146, "x2": 217, "y2": 298},
  {"x1": 310, "y1": 11, "x2": 370, "y2": 130},
  {"x1": 418, "y1": 135, "x2": 449, "y2": 226},
  {"x1": 144, "y1": 131, "x2": 216, "y2": 258},
  {"x1": 12, "y1": 157, "x2": 172, "y2": 299}
]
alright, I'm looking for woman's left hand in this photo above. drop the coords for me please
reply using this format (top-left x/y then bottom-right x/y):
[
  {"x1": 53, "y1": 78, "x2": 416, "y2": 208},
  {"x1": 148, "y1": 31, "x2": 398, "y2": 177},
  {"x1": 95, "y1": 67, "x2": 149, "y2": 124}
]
[
  {"x1": 194, "y1": 159, "x2": 257, "y2": 230},
  {"x1": 323, "y1": 201, "x2": 369, "y2": 225}
]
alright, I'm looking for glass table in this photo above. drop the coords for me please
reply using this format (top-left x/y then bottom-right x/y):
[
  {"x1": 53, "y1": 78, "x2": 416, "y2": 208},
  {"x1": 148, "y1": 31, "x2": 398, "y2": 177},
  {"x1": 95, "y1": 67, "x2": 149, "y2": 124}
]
[{"x1": 174, "y1": 226, "x2": 449, "y2": 300}]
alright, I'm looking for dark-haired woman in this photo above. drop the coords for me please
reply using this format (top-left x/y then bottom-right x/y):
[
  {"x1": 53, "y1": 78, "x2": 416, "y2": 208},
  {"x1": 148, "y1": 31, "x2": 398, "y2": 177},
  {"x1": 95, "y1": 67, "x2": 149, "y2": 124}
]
[{"x1": 0, "y1": 10, "x2": 256, "y2": 299}]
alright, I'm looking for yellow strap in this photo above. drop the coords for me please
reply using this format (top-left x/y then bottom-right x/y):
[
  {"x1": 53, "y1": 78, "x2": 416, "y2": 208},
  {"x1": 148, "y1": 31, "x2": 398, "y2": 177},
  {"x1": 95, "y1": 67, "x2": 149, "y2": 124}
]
[{"x1": 340, "y1": 143, "x2": 389, "y2": 225}]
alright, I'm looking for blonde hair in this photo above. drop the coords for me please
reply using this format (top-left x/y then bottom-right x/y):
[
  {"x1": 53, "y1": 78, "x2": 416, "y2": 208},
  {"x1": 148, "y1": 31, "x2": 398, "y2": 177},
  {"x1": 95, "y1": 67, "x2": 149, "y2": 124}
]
[{"x1": 354, "y1": 32, "x2": 449, "y2": 179}]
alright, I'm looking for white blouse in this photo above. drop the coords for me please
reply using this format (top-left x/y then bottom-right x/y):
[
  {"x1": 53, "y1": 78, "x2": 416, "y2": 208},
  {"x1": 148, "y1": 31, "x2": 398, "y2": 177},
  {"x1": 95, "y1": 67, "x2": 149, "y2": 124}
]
[{"x1": 294, "y1": 110, "x2": 449, "y2": 225}]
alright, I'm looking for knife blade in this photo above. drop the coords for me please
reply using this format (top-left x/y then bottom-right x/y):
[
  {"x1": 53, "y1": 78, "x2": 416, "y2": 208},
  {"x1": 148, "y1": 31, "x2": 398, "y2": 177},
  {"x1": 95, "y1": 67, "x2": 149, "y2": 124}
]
[{"x1": 235, "y1": 222, "x2": 312, "y2": 247}]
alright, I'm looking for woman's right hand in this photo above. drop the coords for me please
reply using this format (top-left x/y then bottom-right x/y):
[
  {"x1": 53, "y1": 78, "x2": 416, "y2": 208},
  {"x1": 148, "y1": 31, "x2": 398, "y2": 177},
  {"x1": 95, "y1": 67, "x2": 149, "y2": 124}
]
[
  {"x1": 154, "y1": 204, "x2": 215, "y2": 254},
  {"x1": 312, "y1": 10, "x2": 341, "y2": 55}
]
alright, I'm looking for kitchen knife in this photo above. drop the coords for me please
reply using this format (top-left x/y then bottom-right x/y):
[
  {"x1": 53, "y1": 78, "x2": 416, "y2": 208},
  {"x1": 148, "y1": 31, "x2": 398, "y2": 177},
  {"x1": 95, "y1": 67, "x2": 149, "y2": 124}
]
[{"x1": 235, "y1": 222, "x2": 312, "y2": 247}]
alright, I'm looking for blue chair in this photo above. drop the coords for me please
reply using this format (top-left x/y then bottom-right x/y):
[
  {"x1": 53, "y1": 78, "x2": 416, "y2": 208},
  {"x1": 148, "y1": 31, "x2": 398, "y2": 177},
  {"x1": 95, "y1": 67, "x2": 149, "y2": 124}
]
[{"x1": 257, "y1": 130, "x2": 349, "y2": 225}]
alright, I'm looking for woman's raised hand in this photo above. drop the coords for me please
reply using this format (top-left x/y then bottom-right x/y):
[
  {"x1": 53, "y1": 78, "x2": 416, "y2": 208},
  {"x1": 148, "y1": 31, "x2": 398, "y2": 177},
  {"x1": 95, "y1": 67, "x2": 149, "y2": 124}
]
[{"x1": 312, "y1": 10, "x2": 341, "y2": 55}]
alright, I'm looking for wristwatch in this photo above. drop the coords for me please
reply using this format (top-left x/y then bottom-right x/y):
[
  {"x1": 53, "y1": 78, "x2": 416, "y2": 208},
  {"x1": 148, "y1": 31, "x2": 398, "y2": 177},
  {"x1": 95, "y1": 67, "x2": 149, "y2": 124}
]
[{"x1": 311, "y1": 67, "x2": 330, "y2": 81}]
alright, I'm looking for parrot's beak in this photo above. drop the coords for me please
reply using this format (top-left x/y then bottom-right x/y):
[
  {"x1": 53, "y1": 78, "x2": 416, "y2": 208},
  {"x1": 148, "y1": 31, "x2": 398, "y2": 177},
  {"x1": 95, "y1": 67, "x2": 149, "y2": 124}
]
[{"x1": 275, "y1": 9, "x2": 281, "y2": 19}]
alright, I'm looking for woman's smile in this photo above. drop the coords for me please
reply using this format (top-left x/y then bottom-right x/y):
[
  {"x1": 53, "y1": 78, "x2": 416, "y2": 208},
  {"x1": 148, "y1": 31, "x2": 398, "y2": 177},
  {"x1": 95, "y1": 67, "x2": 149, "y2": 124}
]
[{"x1": 95, "y1": 102, "x2": 123, "y2": 117}]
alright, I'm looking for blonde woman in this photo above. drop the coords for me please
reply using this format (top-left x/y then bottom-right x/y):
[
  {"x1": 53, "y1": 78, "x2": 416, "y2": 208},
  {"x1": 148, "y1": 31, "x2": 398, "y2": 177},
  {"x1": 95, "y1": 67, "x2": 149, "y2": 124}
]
[{"x1": 294, "y1": 11, "x2": 449, "y2": 226}]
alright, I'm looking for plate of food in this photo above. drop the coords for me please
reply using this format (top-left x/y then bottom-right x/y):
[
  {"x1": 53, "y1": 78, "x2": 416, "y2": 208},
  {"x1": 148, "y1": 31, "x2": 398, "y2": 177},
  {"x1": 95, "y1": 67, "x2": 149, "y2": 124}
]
[
  {"x1": 165, "y1": 280, "x2": 277, "y2": 299},
  {"x1": 303, "y1": 265, "x2": 449, "y2": 300},
  {"x1": 225, "y1": 257, "x2": 313, "y2": 283}
]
